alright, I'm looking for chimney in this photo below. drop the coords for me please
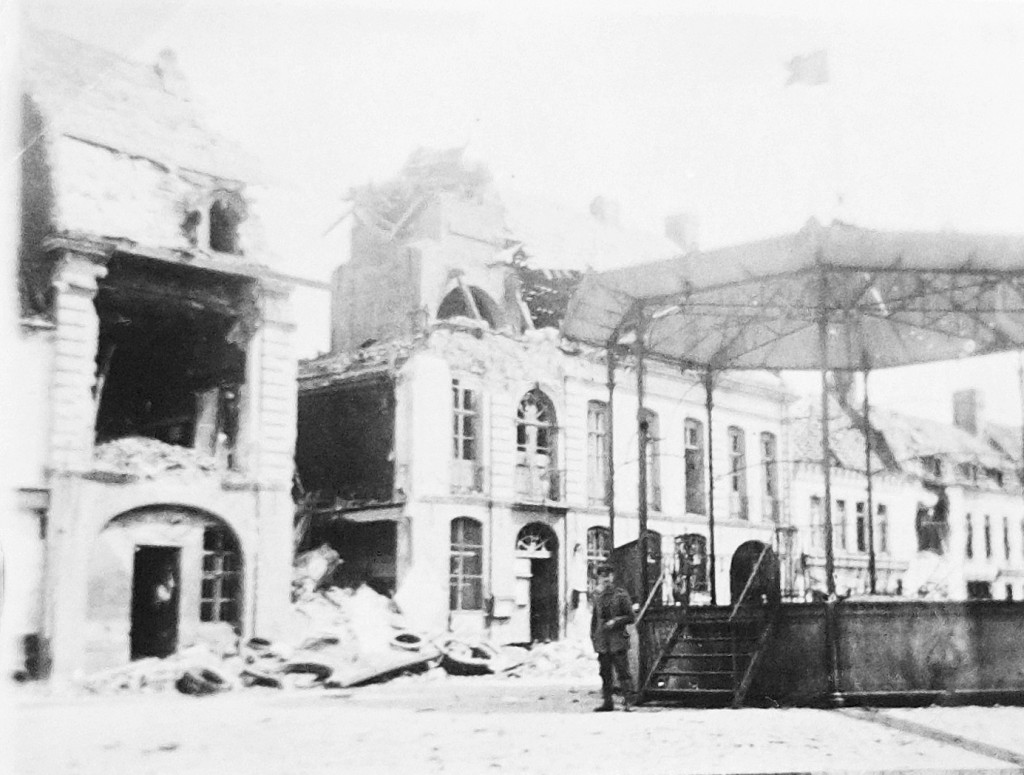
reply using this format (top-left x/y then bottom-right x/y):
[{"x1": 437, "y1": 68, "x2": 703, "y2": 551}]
[
  {"x1": 154, "y1": 49, "x2": 190, "y2": 99},
  {"x1": 589, "y1": 196, "x2": 620, "y2": 226},
  {"x1": 665, "y1": 212, "x2": 699, "y2": 252},
  {"x1": 953, "y1": 389, "x2": 984, "y2": 435}
]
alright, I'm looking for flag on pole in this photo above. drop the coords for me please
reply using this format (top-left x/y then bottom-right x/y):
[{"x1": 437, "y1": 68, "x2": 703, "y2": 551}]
[{"x1": 785, "y1": 49, "x2": 830, "y2": 86}]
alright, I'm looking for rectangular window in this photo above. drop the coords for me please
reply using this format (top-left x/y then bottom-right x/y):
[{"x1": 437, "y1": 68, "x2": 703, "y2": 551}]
[
  {"x1": 835, "y1": 500, "x2": 848, "y2": 551},
  {"x1": 855, "y1": 502, "x2": 867, "y2": 552},
  {"x1": 985, "y1": 515, "x2": 993, "y2": 559},
  {"x1": 684, "y1": 419, "x2": 706, "y2": 515},
  {"x1": 728, "y1": 426, "x2": 747, "y2": 519},
  {"x1": 877, "y1": 504, "x2": 888, "y2": 554},
  {"x1": 809, "y1": 495, "x2": 823, "y2": 550},
  {"x1": 451, "y1": 380, "x2": 481, "y2": 492},
  {"x1": 586, "y1": 402, "x2": 609, "y2": 506},
  {"x1": 449, "y1": 518, "x2": 484, "y2": 611},
  {"x1": 966, "y1": 513, "x2": 974, "y2": 559},
  {"x1": 201, "y1": 528, "x2": 240, "y2": 625},
  {"x1": 641, "y1": 410, "x2": 661, "y2": 511},
  {"x1": 452, "y1": 380, "x2": 478, "y2": 461},
  {"x1": 761, "y1": 432, "x2": 779, "y2": 523}
]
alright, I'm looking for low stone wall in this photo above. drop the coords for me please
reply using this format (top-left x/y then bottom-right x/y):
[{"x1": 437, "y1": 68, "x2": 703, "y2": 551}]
[{"x1": 639, "y1": 600, "x2": 1024, "y2": 706}]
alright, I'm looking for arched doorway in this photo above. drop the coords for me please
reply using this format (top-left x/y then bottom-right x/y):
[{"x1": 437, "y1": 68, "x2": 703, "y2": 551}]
[
  {"x1": 729, "y1": 540, "x2": 780, "y2": 606},
  {"x1": 87, "y1": 507, "x2": 243, "y2": 670},
  {"x1": 516, "y1": 523, "x2": 559, "y2": 642}
]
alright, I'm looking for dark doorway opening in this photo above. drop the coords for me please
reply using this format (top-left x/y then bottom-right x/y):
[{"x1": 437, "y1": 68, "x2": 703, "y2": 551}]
[
  {"x1": 729, "y1": 540, "x2": 781, "y2": 606},
  {"x1": 516, "y1": 523, "x2": 559, "y2": 642},
  {"x1": 130, "y1": 546, "x2": 181, "y2": 660}
]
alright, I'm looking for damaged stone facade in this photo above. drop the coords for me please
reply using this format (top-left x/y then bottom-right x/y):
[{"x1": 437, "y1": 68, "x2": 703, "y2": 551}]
[
  {"x1": 790, "y1": 388, "x2": 1024, "y2": 601},
  {"x1": 299, "y1": 149, "x2": 795, "y2": 643},
  {"x1": 7, "y1": 31, "x2": 297, "y2": 680}
]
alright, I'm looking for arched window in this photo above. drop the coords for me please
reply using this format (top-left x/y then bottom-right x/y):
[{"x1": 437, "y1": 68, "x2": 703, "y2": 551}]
[
  {"x1": 586, "y1": 526, "x2": 611, "y2": 594},
  {"x1": 201, "y1": 525, "x2": 242, "y2": 628},
  {"x1": 450, "y1": 517, "x2": 484, "y2": 611},
  {"x1": 437, "y1": 285, "x2": 502, "y2": 328},
  {"x1": 515, "y1": 389, "x2": 560, "y2": 501}
]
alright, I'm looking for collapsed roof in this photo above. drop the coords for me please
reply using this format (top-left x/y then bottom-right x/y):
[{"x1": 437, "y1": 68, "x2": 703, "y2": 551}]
[{"x1": 19, "y1": 29, "x2": 275, "y2": 314}]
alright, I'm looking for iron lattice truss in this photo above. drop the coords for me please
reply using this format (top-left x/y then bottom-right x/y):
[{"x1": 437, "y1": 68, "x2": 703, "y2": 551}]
[{"x1": 564, "y1": 219, "x2": 1024, "y2": 372}]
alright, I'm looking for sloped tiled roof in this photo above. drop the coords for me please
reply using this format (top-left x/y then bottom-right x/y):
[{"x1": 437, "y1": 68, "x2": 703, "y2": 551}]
[
  {"x1": 870, "y1": 408, "x2": 1007, "y2": 470},
  {"x1": 985, "y1": 422, "x2": 1022, "y2": 466},
  {"x1": 23, "y1": 28, "x2": 259, "y2": 182},
  {"x1": 790, "y1": 398, "x2": 889, "y2": 473},
  {"x1": 792, "y1": 398, "x2": 1013, "y2": 475}
]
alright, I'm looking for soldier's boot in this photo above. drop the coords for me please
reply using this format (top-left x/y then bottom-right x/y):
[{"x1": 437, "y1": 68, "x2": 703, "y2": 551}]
[
  {"x1": 593, "y1": 692, "x2": 614, "y2": 712},
  {"x1": 622, "y1": 690, "x2": 638, "y2": 712}
]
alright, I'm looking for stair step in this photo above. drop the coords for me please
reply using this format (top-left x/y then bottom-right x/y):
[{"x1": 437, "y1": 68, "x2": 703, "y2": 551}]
[
  {"x1": 663, "y1": 652, "x2": 734, "y2": 659},
  {"x1": 682, "y1": 635, "x2": 757, "y2": 642},
  {"x1": 653, "y1": 669, "x2": 733, "y2": 677},
  {"x1": 645, "y1": 687, "x2": 733, "y2": 696}
]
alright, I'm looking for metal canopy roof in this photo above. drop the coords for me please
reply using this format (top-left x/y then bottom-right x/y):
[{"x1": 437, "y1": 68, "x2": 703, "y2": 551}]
[{"x1": 562, "y1": 219, "x2": 1024, "y2": 371}]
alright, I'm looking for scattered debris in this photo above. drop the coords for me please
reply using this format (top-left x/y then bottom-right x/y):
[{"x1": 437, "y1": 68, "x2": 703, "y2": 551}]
[
  {"x1": 292, "y1": 544, "x2": 343, "y2": 595},
  {"x1": 79, "y1": 574, "x2": 598, "y2": 695},
  {"x1": 93, "y1": 437, "x2": 221, "y2": 478}
]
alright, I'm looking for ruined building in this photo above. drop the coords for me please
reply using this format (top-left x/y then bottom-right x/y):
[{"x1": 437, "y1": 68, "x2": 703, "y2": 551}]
[
  {"x1": 790, "y1": 388, "x2": 1024, "y2": 601},
  {"x1": 7, "y1": 31, "x2": 298, "y2": 679},
  {"x1": 296, "y1": 149, "x2": 795, "y2": 642}
]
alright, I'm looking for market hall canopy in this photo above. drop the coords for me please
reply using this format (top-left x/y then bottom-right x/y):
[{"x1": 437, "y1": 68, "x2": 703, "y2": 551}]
[{"x1": 562, "y1": 218, "x2": 1024, "y2": 371}]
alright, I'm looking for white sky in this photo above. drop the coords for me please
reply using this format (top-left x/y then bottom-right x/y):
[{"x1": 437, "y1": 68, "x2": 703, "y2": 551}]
[{"x1": 24, "y1": 0, "x2": 1024, "y2": 425}]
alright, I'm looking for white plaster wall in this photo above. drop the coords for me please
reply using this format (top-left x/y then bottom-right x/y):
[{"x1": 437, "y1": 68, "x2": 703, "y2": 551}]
[
  {"x1": 947, "y1": 485, "x2": 1024, "y2": 599},
  {"x1": 790, "y1": 463, "x2": 925, "y2": 597},
  {"x1": 11, "y1": 326, "x2": 52, "y2": 490}
]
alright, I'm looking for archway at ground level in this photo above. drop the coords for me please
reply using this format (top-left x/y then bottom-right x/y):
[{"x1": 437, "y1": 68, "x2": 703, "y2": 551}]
[
  {"x1": 516, "y1": 523, "x2": 559, "y2": 642},
  {"x1": 87, "y1": 506, "x2": 243, "y2": 671},
  {"x1": 729, "y1": 540, "x2": 780, "y2": 606}
]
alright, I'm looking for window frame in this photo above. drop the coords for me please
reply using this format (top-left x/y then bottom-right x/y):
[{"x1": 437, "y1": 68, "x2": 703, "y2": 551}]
[
  {"x1": 684, "y1": 418, "x2": 706, "y2": 515},
  {"x1": 760, "y1": 431, "x2": 779, "y2": 522},
  {"x1": 727, "y1": 426, "x2": 748, "y2": 519},
  {"x1": 200, "y1": 526, "x2": 241, "y2": 627},
  {"x1": 515, "y1": 389, "x2": 560, "y2": 501},
  {"x1": 449, "y1": 517, "x2": 484, "y2": 612},
  {"x1": 966, "y1": 513, "x2": 974, "y2": 559},
  {"x1": 586, "y1": 526, "x2": 611, "y2": 594},
  {"x1": 586, "y1": 401, "x2": 610, "y2": 506},
  {"x1": 640, "y1": 408, "x2": 661, "y2": 512}
]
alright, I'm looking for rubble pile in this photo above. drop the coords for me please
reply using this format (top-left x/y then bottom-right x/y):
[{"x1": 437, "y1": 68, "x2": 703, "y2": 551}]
[
  {"x1": 79, "y1": 544, "x2": 599, "y2": 695},
  {"x1": 499, "y1": 640, "x2": 596, "y2": 679},
  {"x1": 79, "y1": 644, "x2": 240, "y2": 694},
  {"x1": 93, "y1": 437, "x2": 221, "y2": 477}
]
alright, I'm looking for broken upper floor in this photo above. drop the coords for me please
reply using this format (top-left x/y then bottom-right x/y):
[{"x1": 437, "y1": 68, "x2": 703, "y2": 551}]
[
  {"x1": 18, "y1": 29, "x2": 297, "y2": 485},
  {"x1": 330, "y1": 147, "x2": 692, "y2": 352}
]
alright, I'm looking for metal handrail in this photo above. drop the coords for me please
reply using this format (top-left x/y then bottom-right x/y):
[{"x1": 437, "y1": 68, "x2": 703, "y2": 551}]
[
  {"x1": 729, "y1": 543, "x2": 772, "y2": 621},
  {"x1": 635, "y1": 570, "x2": 666, "y2": 626}
]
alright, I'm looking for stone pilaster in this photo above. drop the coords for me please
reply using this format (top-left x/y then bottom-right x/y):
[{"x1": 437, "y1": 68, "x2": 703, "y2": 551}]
[
  {"x1": 241, "y1": 279, "x2": 297, "y2": 489},
  {"x1": 243, "y1": 278, "x2": 297, "y2": 640},
  {"x1": 49, "y1": 253, "x2": 105, "y2": 473}
]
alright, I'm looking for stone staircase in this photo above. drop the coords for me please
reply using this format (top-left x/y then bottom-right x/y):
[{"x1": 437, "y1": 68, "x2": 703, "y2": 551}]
[{"x1": 642, "y1": 606, "x2": 776, "y2": 707}]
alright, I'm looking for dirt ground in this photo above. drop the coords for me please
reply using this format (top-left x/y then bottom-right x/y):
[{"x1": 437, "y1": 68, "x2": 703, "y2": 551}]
[{"x1": 10, "y1": 675, "x2": 1024, "y2": 775}]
